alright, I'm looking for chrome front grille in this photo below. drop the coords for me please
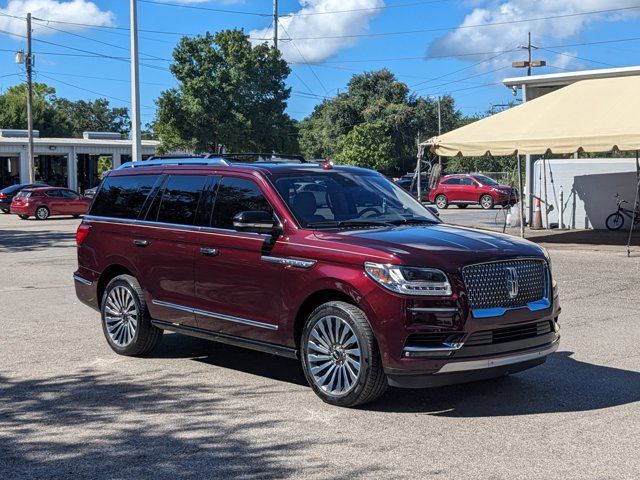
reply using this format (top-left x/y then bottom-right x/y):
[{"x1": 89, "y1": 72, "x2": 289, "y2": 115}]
[{"x1": 461, "y1": 259, "x2": 547, "y2": 310}]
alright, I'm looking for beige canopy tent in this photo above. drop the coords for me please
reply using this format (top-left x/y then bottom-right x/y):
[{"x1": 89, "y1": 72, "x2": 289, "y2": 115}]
[
  {"x1": 424, "y1": 75, "x2": 640, "y2": 157},
  {"x1": 419, "y1": 75, "x2": 640, "y2": 248}
]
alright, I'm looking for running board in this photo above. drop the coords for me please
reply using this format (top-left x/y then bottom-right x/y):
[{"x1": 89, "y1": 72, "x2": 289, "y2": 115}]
[{"x1": 151, "y1": 320, "x2": 298, "y2": 359}]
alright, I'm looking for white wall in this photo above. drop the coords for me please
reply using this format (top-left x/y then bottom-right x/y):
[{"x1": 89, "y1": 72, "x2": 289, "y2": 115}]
[{"x1": 533, "y1": 158, "x2": 638, "y2": 229}]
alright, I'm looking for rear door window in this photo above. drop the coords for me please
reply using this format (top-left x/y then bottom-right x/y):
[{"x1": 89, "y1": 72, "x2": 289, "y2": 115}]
[
  {"x1": 90, "y1": 174, "x2": 160, "y2": 219},
  {"x1": 147, "y1": 174, "x2": 207, "y2": 226},
  {"x1": 442, "y1": 178, "x2": 460, "y2": 185},
  {"x1": 211, "y1": 177, "x2": 273, "y2": 230}
]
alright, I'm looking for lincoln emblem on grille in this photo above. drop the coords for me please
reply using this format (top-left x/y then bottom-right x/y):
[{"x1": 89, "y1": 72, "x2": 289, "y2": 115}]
[{"x1": 505, "y1": 267, "x2": 518, "y2": 298}]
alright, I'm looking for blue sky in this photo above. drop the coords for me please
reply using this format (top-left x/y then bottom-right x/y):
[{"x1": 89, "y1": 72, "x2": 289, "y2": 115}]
[{"x1": 2, "y1": 0, "x2": 640, "y2": 129}]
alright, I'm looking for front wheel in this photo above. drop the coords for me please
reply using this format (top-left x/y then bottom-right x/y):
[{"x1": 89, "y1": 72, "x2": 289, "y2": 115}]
[
  {"x1": 435, "y1": 194, "x2": 448, "y2": 209},
  {"x1": 35, "y1": 206, "x2": 49, "y2": 220},
  {"x1": 301, "y1": 301, "x2": 387, "y2": 407},
  {"x1": 480, "y1": 194, "x2": 494, "y2": 210},
  {"x1": 101, "y1": 274, "x2": 162, "y2": 356},
  {"x1": 606, "y1": 212, "x2": 625, "y2": 231}
]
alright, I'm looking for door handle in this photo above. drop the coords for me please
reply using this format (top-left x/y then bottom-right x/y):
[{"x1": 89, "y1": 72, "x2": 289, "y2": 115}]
[
  {"x1": 133, "y1": 239, "x2": 149, "y2": 247},
  {"x1": 200, "y1": 248, "x2": 219, "y2": 256}
]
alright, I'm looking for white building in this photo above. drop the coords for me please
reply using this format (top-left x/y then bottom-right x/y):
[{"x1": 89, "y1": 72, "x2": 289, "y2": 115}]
[{"x1": 0, "y1": 130, "x2": 160, "y2": 192}]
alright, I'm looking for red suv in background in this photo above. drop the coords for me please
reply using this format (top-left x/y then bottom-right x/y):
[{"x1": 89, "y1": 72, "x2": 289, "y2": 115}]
[
  {"x1": 429, "y1": 174, "x2": 517, "y2": 209},
  {"x1": 11, "y1": 186, "x2": 92, "y2": 220},
  {"x1": 74, "y1": 157, "x2": 559, "y2": 407}
]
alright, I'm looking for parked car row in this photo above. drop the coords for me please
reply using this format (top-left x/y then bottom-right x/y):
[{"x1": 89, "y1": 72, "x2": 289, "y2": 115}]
[{"x1": 0, "y1": 183, "x2": 93, "y2": 220}]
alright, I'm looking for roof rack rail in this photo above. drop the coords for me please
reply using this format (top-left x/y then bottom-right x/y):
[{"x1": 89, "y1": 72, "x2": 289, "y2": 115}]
[
  {"x1": 117, "y1": 157, "x2": 229, "y2": 169},
  {"x1": 207, "y1": 153, "x2": 308, "y2": 164}
]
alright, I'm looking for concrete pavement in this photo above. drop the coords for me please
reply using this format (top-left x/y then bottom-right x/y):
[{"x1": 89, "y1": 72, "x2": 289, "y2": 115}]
[{"x1": 1, "y1": 213, "x2": 639, "y2": 479}]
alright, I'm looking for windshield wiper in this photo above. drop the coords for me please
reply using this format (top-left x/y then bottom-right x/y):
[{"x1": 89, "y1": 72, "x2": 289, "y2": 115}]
[
  {"x1": 388, "y1": 217, "x2": 437, "y2": 225},
  {"x1": 306, "y1": 219, "x2": 393, "y2": 229}
]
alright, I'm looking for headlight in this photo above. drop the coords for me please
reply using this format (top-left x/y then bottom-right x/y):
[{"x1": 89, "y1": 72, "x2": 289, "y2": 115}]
[{"x1": 364, "y1": 262, "x2": 452, "y2": 296}]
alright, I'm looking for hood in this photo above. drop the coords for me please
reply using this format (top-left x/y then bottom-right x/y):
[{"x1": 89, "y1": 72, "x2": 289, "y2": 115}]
[{"x1": 313, "y1": 223, "x2": 544, "y2": 273}]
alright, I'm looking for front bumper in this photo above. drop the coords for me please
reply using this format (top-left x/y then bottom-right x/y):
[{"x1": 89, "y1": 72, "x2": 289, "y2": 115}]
[{"x1": 387, "y1": 338, "x2": 559, "y2": 388}]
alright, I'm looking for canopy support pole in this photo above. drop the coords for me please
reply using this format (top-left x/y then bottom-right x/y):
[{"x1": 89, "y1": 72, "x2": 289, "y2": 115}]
[
  {"x1": 517, "y1": 154, "x2": 525, "y2": 238},
  {"x1": 627, "y1": 150, "x2": 640, "y2": 257}
]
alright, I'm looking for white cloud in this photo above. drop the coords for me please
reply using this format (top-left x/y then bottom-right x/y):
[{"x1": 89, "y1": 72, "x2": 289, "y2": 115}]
[
  {"x1": 427, "y1": 0, "x2": 640, "y2": 70},
  {"x1": 0, "y1": 0, "x2": 115, "y2": 37},
  {"x1": 249, "y1": 0, "x2": 384, "y2": 64}
]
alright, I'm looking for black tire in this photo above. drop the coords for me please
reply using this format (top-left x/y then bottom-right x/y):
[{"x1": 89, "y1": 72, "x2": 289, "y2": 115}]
[
  {"x1": 72, "y1": 214, "x2": 81, "y2": 218},
  {"x1": 606, "y1": 212, "x2": 625, "y2": 231},
  {"x1": 435, "y1": 194, "x2": 448, "y2": 209},
  {"x1": 1, "y1": 208, "x2": 9, "y2": 214},
  {"x1": 456, "y1": 204, "x2": 468, "y2": 209},
  {"x1": 301, "y1": 301, "x2": 387, "y2": 407},
  {"x1": 18, "y1": 214, "x2": 29, "y2": 220},
  {"x1": 480, "y1": 194, "x2": 494, "y2": 210},
  {"x1": 100, "y1": 274, "x2": 162, "y2": 356},
  {"x1": 35, "y1": 206, "x2": 49, "y2": 220}
]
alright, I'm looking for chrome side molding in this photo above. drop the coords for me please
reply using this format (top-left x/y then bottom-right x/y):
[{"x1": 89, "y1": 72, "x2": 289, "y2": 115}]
[
  {"x1": 261, "y1": 256, "x2": 316, "y2": 269},
  {"x1": 151, "y1": 300, "x2": 278, "y2": 331},
  {"x1": 73, "y1": 274, "x2": 92, "y2": 286},
  {"x1": 402, "y1": 342, "x2": 464, "y2": 358}
]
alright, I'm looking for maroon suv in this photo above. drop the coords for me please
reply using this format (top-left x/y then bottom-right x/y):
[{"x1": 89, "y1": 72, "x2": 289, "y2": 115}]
[
  {"x1": 74, "y1": 158, "x2": 560, "y2": 407},
  {"x1": 429, "y1": 174, "x2": 517, "y2": 209}
]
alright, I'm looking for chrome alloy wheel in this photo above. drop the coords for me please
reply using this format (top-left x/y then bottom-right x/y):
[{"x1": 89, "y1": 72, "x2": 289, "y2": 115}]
[
  {"x1": 307, "y1": 316, "x2": 362, "y2": 397},
  {"x1": 104, "y1": 286, "x2": 138, "y2": 347}
]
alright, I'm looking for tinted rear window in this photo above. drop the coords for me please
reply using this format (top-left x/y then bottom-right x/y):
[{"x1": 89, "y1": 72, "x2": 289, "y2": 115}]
[
  {"x1": 146, "y1": 175, "x2": 207, "y2": 226},
  {"x1": 91, "y1": 174, "x2": 160, "y2": 219}
]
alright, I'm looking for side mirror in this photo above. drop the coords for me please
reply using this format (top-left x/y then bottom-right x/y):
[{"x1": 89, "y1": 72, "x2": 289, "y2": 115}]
[{"x1": 232, "y1": 210, "x2": 280, "y2": 235}]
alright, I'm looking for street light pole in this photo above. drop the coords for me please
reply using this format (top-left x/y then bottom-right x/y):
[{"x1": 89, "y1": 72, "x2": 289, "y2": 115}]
[
  {"x1": 273, "y1": 0, "x2": 278, "y2": 50},
  {"x1": 26, "y1": 13, "x2": 35, "y2": 183},
  {"x1": 130, "y1": 0, "x2": 142, "y2": 161}
]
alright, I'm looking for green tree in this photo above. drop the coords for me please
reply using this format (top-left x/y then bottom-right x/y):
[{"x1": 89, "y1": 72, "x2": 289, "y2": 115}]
[
  {"x1": 0, "y1": 82, "x2": 129, "y2": 137},
  {"x1": 153, "y1": 29, "x2": 298, "y2": 153},
  {"x1": 299, "y1": 69, "x2": 461, "y2": 174},
  {"x1": 54, "y1": 98, "x2": 129, "y2": 137},
  {"x1": 335, "y1": 121, "x2": 394, "y2": 171}
]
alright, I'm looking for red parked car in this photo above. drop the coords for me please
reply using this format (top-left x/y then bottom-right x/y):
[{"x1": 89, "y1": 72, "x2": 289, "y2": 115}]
[
  {"x1": 11, "y1": 186, "x2": 92, "y2": 220},
  {"x1": 429, "y1": 174, "x2": 517, "y2": 209},
  {"x1": 74, "y1": 158, "x2": 559, "y2": 407}
]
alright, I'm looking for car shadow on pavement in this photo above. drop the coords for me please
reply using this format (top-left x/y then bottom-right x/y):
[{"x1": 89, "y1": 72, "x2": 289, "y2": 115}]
[
  {"x1": 0, "y1": 368, "x2": 383, "y2": 479},
  {"x1": 0, "y1": 229, "x2": 75, "y2": 252},
  {"x1": 152, "y1": 332, "x2": 308, "y2": 387},
  {"x1": 368, "y1": 351, "x2": 640, "y2": 416}
]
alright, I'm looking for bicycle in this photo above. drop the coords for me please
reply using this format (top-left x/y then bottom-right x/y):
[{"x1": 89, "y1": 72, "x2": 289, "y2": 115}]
[{"x1": 605, "y1": 194, "x2": 640, "y2": 231}]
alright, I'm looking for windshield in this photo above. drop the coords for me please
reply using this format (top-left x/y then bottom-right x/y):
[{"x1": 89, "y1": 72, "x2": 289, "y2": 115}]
[
  {"x1": 474, "y1": 174, "x2": 499, "y2": 186},
  {"x1": 271, "y1": 171, "x2": 440, "y2": 228}
]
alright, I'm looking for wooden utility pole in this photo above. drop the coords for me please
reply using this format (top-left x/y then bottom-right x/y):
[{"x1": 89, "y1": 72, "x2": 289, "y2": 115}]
[
  {"x1": 26, "y1": 13, "x2": 35, "y2": 183},
  {"x1": 512, "y1": 32, "x2": 546, "y2": 75},
  {"x1": 273, "y1": 0, "x2": 278, "y2": 50}
]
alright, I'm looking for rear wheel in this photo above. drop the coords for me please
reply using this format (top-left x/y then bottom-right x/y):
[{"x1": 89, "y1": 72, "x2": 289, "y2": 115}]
[
  {"x1": 606, "y1": 212, "x2": 625, "y2": 231},
  {"x1": 435, "y1": 194, "x2": 448, "y2": 209},
  {"x1": 18, "y1": 214, "x2": 29, "y2": 220},
  {"x1": 1, "y1": 208, "x2": 9, "y2": 214},
  {"x1": 101, "y1": 274, "x2": 162, "y2": 356},
  {"x1": 301, "y1": 301, "x2": 387, "y2": 407},
  {"x1": 456, "y1": 204, "x2": 468, "y2": 209},
  {"x1": 480, "y1": 194, "x2": 494, "y2": 210},
  {"x1": 35, "y1": 206, "x2": 49, "y2": 220}
]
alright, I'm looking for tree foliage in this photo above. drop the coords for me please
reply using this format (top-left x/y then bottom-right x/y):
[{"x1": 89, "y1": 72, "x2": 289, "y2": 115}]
[
  {"x1": 335, "y1": 121, "x2": 394, "y2": 171},
  {"x1": 0, "y1": 82, "x2": 129, "y2": 137},
  {"x1": 153, "y1": 29, "x2": 298, "y2": 154},
  {"x1": 298, "y1": 69, "x2": 461, "y2": 174}
]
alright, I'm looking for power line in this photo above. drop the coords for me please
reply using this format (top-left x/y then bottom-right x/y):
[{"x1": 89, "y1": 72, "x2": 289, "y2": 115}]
[
  {"x1": 137, "y1": 0, "x2": 270, "y2": 17},
  {"x1": 538, "y1": 47, "x2": 619, "y2": 68},
  {"x1": 277, "y1": 19, "x2": 328, "y2": 94},
  {"x1": 253, "y1": 4, "x2": 640, "y2": 40}
]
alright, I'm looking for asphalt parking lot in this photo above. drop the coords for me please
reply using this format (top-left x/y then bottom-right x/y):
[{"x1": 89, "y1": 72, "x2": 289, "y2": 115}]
[{"x1": 1, "y1": 213, "x2": 640, "y2": 479}]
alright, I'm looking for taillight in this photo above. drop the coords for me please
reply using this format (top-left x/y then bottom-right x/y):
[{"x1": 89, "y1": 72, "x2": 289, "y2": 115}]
[
  {"x1": 76, "y1": 222, "x2": 92, "y2": 246},
  {"x1": 0, "y1": 193, "x2": 6, "y2": 199}
]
